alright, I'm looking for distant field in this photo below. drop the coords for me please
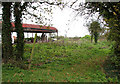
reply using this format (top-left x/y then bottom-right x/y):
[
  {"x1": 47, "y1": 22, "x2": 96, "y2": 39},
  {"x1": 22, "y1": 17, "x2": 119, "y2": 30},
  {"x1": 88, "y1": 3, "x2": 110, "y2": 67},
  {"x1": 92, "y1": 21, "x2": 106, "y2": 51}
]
[{"x1": 2, "y1": 37, "x2": 120, "y2": 82}]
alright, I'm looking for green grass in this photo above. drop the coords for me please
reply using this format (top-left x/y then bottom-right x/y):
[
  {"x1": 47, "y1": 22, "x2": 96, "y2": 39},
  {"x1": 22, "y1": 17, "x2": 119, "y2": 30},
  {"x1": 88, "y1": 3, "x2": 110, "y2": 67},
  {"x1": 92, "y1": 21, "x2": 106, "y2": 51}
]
[{"x1": 2, "y1": 39, "x2": 120, "y2": 82}]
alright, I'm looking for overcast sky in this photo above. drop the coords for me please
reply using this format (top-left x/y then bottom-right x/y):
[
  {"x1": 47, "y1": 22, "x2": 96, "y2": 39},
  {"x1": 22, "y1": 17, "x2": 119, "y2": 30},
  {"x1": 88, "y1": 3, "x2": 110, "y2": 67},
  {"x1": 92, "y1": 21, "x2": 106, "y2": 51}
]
[{"x1": 51, "y1": 6, "x2": 89, "y2": 37}]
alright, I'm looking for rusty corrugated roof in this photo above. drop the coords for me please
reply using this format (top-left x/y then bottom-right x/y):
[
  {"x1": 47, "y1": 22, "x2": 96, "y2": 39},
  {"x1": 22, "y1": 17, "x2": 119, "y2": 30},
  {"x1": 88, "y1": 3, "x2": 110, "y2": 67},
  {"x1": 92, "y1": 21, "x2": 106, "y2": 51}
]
[
  {"x1": 11, "y1": 22, "x2": 58, "y2": 33},
  {"x1": 0, "y1": 21, "x2": 58, "y2": 33}
]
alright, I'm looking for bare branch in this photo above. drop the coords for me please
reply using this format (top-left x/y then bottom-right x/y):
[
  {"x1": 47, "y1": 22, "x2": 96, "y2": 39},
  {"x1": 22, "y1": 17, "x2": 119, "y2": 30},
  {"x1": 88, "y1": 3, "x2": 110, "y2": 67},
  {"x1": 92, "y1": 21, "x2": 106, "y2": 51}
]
[{"x1": 70, "y1": 0, "x2": 78, "y2": 8}]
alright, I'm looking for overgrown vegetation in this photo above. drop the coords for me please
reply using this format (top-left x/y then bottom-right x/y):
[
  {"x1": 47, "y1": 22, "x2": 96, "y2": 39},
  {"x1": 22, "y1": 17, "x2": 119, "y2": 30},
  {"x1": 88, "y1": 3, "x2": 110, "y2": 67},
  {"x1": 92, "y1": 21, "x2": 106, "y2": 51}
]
[
  {"x1": 83, "y1": 2, "x2": 120, "y2": 71},
  {"x1": 1, "y1": 1, "x2": 120, "y2": 83},
  {"x1": 2, "y1": 37, "x2": 120, "y2": 82}
]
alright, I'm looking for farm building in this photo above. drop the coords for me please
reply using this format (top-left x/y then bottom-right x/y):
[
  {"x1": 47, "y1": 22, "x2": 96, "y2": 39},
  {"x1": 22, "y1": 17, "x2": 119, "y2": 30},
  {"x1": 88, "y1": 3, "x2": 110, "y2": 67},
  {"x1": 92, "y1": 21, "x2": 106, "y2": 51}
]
[
  {"x1": 11, "y1": 23, "x2": 58, "y2": 43},
  {"x1": 0, "y1": 21, "x2": 58, "y2": 43}
]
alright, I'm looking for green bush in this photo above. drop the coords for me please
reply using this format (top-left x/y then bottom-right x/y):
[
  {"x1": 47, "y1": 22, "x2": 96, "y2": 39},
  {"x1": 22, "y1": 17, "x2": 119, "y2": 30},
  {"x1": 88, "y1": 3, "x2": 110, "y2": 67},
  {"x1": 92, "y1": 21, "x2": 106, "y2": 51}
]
[{"x1": 81, "y1": 35, "x2": 91, "y2": 40}]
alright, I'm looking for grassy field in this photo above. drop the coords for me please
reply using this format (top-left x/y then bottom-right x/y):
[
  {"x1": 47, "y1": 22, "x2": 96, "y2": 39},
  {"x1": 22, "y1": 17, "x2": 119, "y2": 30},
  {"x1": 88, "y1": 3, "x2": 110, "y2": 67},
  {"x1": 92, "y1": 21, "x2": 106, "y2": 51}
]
[{"x1": 2, "y1": 37, "x2": 120, "y2": 82}]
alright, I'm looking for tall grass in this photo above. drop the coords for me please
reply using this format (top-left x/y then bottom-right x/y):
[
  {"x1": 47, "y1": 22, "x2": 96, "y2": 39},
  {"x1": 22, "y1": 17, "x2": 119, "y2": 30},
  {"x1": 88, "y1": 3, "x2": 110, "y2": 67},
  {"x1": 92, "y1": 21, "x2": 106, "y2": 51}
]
[{"x1": 2, "y1": 38, "x2": 120, "y2": 82}]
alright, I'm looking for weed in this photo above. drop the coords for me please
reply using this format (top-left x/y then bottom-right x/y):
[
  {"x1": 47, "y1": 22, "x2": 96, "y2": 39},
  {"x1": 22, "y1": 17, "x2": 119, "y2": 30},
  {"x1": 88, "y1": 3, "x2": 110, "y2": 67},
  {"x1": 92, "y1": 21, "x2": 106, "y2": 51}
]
[{"x1": 2, "y1": 39, "x2": 120, "y2": 82}]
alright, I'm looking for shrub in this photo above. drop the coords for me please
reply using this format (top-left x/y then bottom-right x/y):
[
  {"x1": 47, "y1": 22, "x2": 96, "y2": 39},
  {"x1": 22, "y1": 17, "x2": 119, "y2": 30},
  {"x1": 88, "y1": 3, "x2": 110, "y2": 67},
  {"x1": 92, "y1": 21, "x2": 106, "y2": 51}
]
[{"x1": 81, "y1": 35, "x2": 91, "y2": 40}]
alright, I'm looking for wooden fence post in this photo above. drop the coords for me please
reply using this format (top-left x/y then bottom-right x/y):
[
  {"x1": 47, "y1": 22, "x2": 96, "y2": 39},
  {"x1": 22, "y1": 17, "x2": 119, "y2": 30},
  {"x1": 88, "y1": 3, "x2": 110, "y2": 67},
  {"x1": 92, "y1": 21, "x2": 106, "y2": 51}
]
[{"x1": 28, "y1": 33, "x2": 37, "y2": 70}]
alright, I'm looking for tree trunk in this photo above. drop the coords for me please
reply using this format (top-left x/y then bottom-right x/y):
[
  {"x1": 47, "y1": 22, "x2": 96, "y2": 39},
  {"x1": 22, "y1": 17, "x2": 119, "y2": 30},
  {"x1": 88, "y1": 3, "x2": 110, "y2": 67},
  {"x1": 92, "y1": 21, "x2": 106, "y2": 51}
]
[
  {"x1": 14, "y1": 2, "x2": 24, "y2": 61},
  {"x1": 94, "y1": 32, "x2": 98, "y2": 44},
  {"x1": 2, "y1": 2, "x2": 13, "y2": 63},
  {"x1": 91, "y1": 34, "x2": 93, "y2": 43}
]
